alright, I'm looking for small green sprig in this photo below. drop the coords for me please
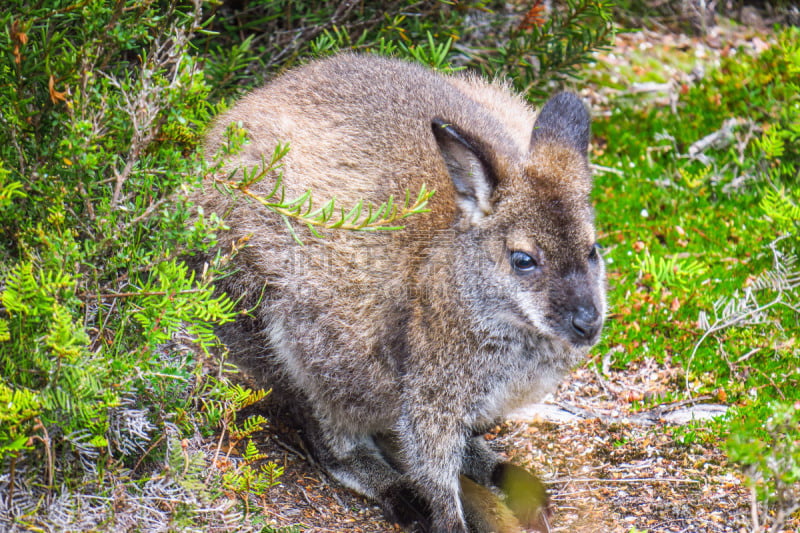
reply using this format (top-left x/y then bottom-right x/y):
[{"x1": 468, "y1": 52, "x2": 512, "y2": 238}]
[{"x1": 215, "y1": 142, "x2": 435, "y2": 244}]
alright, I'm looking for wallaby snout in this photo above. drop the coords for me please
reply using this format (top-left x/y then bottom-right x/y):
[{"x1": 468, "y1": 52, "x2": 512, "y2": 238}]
[
  {"x1": 570, "y1": 303, "x2": 603, "y2": 344},
  {"x1": 550, "y1": 269, "x2": 605, "y2": 346},
  {"x1": 194, "y1": 53, "x2": 605, "y2": 532}
]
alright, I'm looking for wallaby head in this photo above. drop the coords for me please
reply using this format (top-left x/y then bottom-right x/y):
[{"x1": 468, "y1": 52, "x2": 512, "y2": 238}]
[
  {"x1": 195, "y1": 54, "x2": 606, "y2": 533},
  {"x1": 430, "y1": 91, "x2": 604, "y2": 351}
]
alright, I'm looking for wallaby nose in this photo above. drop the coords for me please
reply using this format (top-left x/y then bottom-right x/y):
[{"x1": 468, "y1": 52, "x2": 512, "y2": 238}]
[{"x1": 570, "y1": 305, "x2": 601, "y2": 342}]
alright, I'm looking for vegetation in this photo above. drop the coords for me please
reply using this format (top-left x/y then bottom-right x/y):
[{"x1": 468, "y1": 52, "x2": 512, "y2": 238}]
[
  {"x1": 0, "y1": 1, "x2": 242, "y2": 529},
  {"x1": 197, "y1": 0, "x2": 616, "y2": 100},
  {"x1": 216, "y1": 139, "x2": 435, "y2": 245},
  {"x1": 590, "y1": 26, "x2": 800, "y2": 530}
]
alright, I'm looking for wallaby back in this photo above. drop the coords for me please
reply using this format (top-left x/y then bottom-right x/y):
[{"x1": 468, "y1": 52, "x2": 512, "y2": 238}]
[
  {"x1": 203, "y1": 55, "x2": 532, "y2": 224},
  {"x1": 195, "y1": 53, "x2": 605, "y2": 532}
]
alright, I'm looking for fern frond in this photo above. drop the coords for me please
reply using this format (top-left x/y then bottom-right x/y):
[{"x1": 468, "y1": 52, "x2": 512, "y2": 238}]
[
  {"x1": 242, "y1": 439, "x2": 267, "y2": 462},
  {"x1": 2, "y1": 262, "x2": 42, "y2": 315},
  {"x1": 229, "y1": 414, "x2": 268, "y2": 442},
  {"x1": 636, "y1": 250, "x2": 708, "y2": 292},
  {"x1": 760, "y1": 187, "x2": 800, "y2": 234},
  {"x1": 0, "y1": 319, "x2": 9, "y2": 342}
]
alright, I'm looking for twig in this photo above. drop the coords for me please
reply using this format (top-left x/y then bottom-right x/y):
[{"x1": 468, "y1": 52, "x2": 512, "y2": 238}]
[
  {"x1": 93, "y1": 295, "x2": 117, "y2": 351},
  {"x1": 298, "y1": 484, "x2": 324, "y2": 514},
  {"x1": 552, "y1": 476, "x2": 701, "y2": 485},
  {"x1": 210, "y1": 418, "x2": 228, "y2": 482},
  {"x1": 638, "y1": 395, "x2": 713, "y2": 418},
  {"x1": 29, "y1": 419, "x2": 54, "y2": 491},
  {"x1": 94, "y1": 288, "x2": 205, "y2": 299},
  {"x1": 735, "y1": 347, "x2": 762, "y2": 363},
  {"x1": 132, "y1": 434, "x2": 165, "y2": 473},
  {"x1": 751, "y1": 484, "x2": 760, "y2": 532},
  {"x1": 7, "y1": 453, "x2": 17, "y2": 509},
  {"x1": 591, "y1": 358, "x2": 616, "y2": 398},
  {"x1": 270, "y1": 434, "x2": 307, "y2": 462},
  {"x1": 770, "y1": 502, "x2": 800, "y2": 533},
  {"x1": 111, "y1": 139, "x2": 146, "y2": 208},
  {"x1": 590, "y1": 163, "x2": 625, "y2": 176},
  {"x1": 686, "y1": 235, "x2": 797, "y2": 393},
  {"x1": 122, "y1": 197, "x2": 168, "y2": 230}
]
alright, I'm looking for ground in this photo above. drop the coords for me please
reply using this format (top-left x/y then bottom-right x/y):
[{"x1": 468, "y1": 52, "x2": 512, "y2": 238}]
[
  {"x1": 246, "y1": 360, "x2": 765, "y2": 533},
  {"x1": 224, "y1": 19, "x2": 798, "y2": 533}
]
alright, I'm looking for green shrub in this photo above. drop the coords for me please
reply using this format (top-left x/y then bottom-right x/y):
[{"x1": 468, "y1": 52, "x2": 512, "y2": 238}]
[
  {"x1": 199, "y1": 0, "x2": 617, "y2": 101},
  {"x1": 0, "y1": 0, "x2": 241, "y2": 528},
  {"x1": 473, "y1": 0, "x2": 616, "y2": 100}
]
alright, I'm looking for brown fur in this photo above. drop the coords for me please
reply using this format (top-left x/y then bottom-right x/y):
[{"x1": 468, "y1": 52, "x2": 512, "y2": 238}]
[{"x1": 193, "y1": 54, "x2": 606, "y2": 532}]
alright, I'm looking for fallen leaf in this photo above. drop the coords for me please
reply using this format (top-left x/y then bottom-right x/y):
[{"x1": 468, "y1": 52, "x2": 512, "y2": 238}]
[{"x1": 49, "y1": 75, "x2": 67, "y2": 104}]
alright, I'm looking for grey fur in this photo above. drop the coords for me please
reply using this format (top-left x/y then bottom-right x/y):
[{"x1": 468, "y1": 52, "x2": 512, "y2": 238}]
[{"x1": 193, "y1": 53, "x2": 606, "y2": 532}]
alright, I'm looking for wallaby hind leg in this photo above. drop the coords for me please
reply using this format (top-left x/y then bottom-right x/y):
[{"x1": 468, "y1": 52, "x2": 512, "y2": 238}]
[
  {"x1": 462, "y1": 436, "x2": 552, "y2": 532},
  {"x1": 299, "y1": 418, "x2": 432, "y2": 530},
  {"x1": 371, "y1": 432, "x2": 437, "y2": 529}
]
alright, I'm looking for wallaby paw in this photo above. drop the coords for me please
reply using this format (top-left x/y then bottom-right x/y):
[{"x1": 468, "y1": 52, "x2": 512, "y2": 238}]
[
  {"x1": 379, "y1": 480, "x2": 432, "y2": 531},
  {"x1": 460, "y1": 475, "x2": 522, "y2": 533},
  {"x1": 491, "y1": 463, "x2": 552, "y2": 532}
]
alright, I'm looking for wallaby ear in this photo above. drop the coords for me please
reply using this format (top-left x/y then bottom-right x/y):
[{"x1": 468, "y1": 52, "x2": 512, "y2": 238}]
[
  {"x1": 529, "y1": 92, "x2": 590, "y2": 155},
  {"x1": 432, "y1": 118, "x2": 497, "y2": 222}
]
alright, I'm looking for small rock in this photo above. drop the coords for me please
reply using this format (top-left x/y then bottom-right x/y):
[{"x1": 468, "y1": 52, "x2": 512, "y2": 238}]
[
  {"x1": 660, "y1": 404, "x2": 728, "y2": 424},
  {"x1": 508, "y1": 403, "x2": 585, "y2": 424}
]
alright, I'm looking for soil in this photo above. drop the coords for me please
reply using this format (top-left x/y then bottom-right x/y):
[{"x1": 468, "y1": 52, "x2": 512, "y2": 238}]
[{"x1": 247, "y1": 361, "x2": 764, "y2": 533}]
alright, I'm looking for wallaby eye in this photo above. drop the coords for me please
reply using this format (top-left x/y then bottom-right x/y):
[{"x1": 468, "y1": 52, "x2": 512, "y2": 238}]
[{"x1": 510, "y1": 251, "x2": 538, "y2": 273}]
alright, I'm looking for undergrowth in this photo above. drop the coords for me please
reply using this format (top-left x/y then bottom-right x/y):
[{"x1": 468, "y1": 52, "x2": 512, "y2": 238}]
[
  {"x1": 591, "y1": 26, "x2": 800, "y2": 531},
  {"x1": 198, "y1": 0, "x2": 616, "y2": 101},
  {"x1": 0, "y1": 1, "x2": 247, "y2": 530}
]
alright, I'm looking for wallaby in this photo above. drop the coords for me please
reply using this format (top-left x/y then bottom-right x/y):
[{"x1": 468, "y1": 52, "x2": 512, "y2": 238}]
[{"x1": 194, "y1": 53, "x2": 606, "y2": 532}]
